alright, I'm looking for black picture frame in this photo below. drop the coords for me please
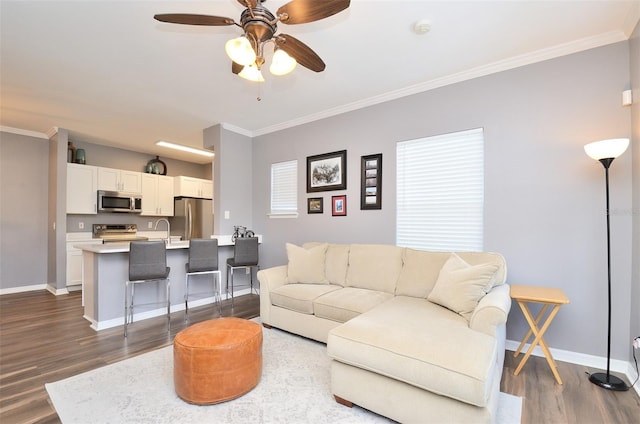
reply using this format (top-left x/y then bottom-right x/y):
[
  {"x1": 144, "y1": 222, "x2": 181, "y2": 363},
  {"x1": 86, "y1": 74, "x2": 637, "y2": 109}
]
[
  {"x1": 361, "y1": 154, "x2": 382, "y2": 210},
  {"x1": 307, "y1": 197, "x2": 324, "y2": 214},
  {"x1": 332, "y1": 195, "x2": 347, "y2": 216},
  {"x1": 306, "y1": 150, "x2": 347, "y2": 193}
]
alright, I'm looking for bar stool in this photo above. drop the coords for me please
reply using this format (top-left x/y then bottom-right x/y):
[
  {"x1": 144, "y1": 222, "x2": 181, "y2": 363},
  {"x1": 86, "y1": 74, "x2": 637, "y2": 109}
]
[
  {"x1": 185, "y1": 239, "x2": 222, "y2": 320},
  {"x1": 124, "y1": 241, "x2": 171, "y2": 337},
  {"x1": 226, "y1": 237, "x2": 259, "y2": 308}
]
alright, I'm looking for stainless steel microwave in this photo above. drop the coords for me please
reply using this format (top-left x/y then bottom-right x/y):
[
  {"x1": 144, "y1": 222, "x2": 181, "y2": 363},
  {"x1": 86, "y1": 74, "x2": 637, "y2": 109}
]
[{"x1": 97, "y1": 191, "x2": 142, "y2": 213}]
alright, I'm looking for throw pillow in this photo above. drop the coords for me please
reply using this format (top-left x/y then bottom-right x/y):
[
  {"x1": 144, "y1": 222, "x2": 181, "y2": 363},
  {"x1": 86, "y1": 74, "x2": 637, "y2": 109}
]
[
  {"x1": 286, "y1": 243, "x2": 328, "y2": 284},
  {"x1": 427, "y1": 252, "x2": 499, "y2": 320}
]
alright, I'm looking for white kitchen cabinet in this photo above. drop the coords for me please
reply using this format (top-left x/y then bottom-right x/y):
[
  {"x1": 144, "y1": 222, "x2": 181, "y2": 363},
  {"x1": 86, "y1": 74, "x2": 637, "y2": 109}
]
[
  {"x1": 66, "y1": 235, "x2": 102, "y2": 289},
  {"x1": 97, "y1": 167, "x2": 142, "y2": 193},
  {"x1": 174, "y1": 176, "x2": 213, "y2": 199},
  {"x1": 141, "y1": 173, "x2": 174, "y2": 216},
  {"x1": 67, "y1": 163, "x2": 98, "y2": 214}
]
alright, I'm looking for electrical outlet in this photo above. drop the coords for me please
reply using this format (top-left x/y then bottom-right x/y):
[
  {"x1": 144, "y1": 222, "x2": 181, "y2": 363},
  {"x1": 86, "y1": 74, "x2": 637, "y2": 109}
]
[
  {"x1": 225, "y1": 211, "x2": 230, "y2": 220},
  {"x1": 79, "y1": 222, "x2": 84, "y2": 230},
  {"x1": 245, "y1": 268, "x2": 250, "y2": 274},
  {"x1": 148, "y1": 221, "x2": 153, "y2": 229},
  {"x1": 633, "y1": 337, "x2": 640, "y2": 349}
]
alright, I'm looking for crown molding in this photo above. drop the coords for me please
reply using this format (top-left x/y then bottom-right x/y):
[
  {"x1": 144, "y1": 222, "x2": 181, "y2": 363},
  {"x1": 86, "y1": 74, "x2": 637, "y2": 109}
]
[
  {"x1": 46, "y1": 126, "x2": 59, "y2": 139},
  {"x1": 0, "y1": 126, "x2": 49, "y2": 139},
  {"x1": 220, "y1": 122, "x2": 253, "y2": 138},
  {"x1": 252, "y1": 31, "x2": 628, "y2": 137}
]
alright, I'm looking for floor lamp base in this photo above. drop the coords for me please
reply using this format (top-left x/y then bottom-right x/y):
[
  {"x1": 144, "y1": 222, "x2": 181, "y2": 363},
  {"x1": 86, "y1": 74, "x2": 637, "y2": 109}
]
[{"x1": 589, "y1": 372, "x2": 629, "y2": 391}]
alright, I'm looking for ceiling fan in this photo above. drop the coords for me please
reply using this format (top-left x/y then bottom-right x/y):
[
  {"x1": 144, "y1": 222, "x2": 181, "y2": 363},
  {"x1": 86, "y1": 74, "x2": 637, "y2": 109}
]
[{"x1": 154, "y1": 0, "x2": 351, "y2": 81}]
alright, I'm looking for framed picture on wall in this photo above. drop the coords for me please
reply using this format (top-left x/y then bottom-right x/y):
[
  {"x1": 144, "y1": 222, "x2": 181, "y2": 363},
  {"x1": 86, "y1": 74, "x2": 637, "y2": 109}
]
[
  {"x1": 307, "y1": 150, "x2": 347, "y2": 192},
  {"x1": 332, "y1": 195, "x2": 347, "y2": 216},
  {"x1": 360, "y1": 153, "x2": 382, "y2": 210},
  {"x1": 307, "y1": 197, "x2": 324, "y2": 214}
]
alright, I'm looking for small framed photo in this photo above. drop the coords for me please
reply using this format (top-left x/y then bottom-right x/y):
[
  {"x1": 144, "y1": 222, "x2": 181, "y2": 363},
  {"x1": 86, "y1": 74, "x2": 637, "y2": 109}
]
[
  {"x1": 307, "y1": 150, "x2": 347, "y2": 193},
  {"x1": 307, "y1": 197, "x2": 323, "y2": 214},
  {"x1": 361, "y1": 153, "x2": 382, "y2": 210},
  {"x1": 331, "y1": 195, "x2": 347, "y2": 216}
]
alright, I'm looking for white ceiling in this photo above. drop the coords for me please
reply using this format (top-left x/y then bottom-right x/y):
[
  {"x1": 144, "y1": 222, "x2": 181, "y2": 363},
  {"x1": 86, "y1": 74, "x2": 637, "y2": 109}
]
[{"x1": 1, "y1": 1, "x2": 638, "y2": 164}]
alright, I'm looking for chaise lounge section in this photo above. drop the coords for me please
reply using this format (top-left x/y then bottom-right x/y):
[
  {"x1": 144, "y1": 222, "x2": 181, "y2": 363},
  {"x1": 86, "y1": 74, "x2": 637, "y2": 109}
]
[{"x1": 258, "y1": 242, "x2": 510, "y2": 423}]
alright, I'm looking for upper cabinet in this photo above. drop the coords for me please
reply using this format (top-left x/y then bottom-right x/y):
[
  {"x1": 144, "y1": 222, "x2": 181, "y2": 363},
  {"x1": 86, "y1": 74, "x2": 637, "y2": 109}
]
[
  {"x1": 97, "y1": 167, "x2": 142, "y2": 193},
  {"x1": 174, "y1": 176, "x2": 212, "y2": 199},
  {"x1": 67, "y1": 163, "x2": 98, "y2": 214},
  {"x1": 141, "y1": 173, "x2": 174, "y2": 216}
]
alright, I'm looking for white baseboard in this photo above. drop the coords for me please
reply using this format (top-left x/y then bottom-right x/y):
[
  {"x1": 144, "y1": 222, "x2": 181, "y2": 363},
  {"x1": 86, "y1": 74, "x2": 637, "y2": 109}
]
[
  {"x1": 506, "y1": 339, "x2": 639, "y2": 394},
  {"x1": 0, "y1": 283, "x2": 48, "y2": 295},
  {"x1": 46, "y1": 284, "x2": 69, "y2": 296},
  {"x1": 87, "y1": 288, "x2": 252, "y2": 331}
]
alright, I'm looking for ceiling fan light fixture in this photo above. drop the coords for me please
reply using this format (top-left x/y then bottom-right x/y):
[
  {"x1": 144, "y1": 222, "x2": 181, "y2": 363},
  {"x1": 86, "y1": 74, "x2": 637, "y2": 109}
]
[
  {"x1": 225, "y1": 36, "x2": 256, "y2": 66},
  {"x1": 238, "y1": 64, "x2": 265, "y2": 82},
  {"x1": 270, "y1": 49, "x2": 297, "y2": 76}
]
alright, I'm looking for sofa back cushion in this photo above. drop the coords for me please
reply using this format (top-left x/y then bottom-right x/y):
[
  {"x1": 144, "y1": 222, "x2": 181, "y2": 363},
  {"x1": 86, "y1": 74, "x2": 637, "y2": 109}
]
[
  {"x1": 303, "y1": 242, "x2": 350, "y2": 286},
  {"x1": 286, "y1": 243, "x2": 328, "y2": 284},
  {"x1": 346, "y1": 244, "x2": 403, "y2": 294},
  {"x1": 396, "y1": 249, "x2": 451, "y2": 298},
  {"x1": 396, "y1": 249, "x2": 507, "y2": 299}
]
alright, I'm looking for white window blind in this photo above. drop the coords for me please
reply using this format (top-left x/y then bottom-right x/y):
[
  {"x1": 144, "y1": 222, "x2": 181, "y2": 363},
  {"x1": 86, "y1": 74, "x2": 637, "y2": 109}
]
[
  {"x1": 270, "y1": 160, "x2": 298, "y2": 217},
  {"x1": 396, "y1": 128, "x2": 484, "y2": 251}
]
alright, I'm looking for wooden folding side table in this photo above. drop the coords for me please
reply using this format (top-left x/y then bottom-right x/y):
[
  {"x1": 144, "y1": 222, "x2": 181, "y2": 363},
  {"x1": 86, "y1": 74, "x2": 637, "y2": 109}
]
[{"x1": 510, "y1": 284, "x2": 570, "y2": 384}]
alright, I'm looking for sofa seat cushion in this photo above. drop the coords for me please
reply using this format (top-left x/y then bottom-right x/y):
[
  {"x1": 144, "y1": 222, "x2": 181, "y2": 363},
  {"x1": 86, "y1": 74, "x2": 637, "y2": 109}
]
[
  {"x1": 327, "y1": 296, "x2": 498, "y2": 407},
  {"x1": 270, "y1": 283, "x2": 342, "y2": 314},
  {"x1": 313, "y1": 288, "x2": 393, "y2": 323}
]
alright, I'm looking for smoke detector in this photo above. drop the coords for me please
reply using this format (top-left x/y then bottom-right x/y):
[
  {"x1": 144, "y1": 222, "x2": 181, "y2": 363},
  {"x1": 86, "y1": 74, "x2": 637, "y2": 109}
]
[{"x1": 413, "y1": 19, "x2": 431, "y2": 34}]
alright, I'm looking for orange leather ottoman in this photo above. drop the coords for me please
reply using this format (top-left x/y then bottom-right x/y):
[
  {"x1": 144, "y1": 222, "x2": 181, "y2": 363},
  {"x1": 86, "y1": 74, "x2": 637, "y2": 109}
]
[{"x1": 174, "y1": 317, "x2": 262, "y2": 404}]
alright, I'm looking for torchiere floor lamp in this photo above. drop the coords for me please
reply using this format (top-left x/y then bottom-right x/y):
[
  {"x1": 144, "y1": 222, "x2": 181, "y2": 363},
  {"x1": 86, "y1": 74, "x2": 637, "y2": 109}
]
[{"x1": 583, "y1": 137, "x2": 630, "y2": 391}]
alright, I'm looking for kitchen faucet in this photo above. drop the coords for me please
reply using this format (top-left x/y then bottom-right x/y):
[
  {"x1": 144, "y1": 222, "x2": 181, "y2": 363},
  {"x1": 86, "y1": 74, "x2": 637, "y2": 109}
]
[{"x1": 154, "y1": 218, "x2": 171, "y2": 245}]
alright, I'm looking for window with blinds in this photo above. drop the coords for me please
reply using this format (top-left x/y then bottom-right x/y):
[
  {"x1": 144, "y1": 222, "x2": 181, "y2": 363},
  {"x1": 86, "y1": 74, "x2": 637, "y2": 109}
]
[
  {"x1": 270, "y1": 160, "x2": 298, "y2": 217},
  {"x1": 396, "y1": 128, "x2": 484, "y2": 251}
]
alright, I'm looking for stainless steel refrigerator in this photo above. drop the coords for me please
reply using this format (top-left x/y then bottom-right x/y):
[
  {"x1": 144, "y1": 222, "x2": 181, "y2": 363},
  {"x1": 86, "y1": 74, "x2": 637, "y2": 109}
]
[{"x1": 170, "y1": 197, "x2": 213, "y2": 240}]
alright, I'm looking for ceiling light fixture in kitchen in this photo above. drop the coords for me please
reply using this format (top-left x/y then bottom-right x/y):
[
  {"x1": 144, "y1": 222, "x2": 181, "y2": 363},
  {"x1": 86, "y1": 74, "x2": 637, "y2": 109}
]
[{"x1": 155, "y1": 141, "x2": 215, "y2": 158}]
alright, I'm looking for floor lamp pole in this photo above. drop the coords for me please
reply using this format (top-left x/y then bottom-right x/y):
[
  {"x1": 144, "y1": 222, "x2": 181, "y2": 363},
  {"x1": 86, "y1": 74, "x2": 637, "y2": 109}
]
[{"x1": 588, "y1": 157, "x2": 628, "y2": 391}]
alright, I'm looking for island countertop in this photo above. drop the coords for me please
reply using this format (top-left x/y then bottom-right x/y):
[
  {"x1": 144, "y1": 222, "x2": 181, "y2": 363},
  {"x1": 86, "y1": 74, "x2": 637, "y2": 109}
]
[{"x1": 75, "y1": 234, "x2": 262, "y2": 253}]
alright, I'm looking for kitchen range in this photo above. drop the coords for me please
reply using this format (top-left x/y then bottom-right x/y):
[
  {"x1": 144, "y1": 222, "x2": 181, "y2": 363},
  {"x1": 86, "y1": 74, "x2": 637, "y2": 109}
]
[{"x1": 93, "y1": 224, "x2": 148, "y2": 243}]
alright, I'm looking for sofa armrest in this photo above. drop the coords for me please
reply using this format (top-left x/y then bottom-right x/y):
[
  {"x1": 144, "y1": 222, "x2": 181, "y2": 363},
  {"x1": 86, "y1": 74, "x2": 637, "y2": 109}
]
[
  {"x1": 469, "y1": 284, "x2": 511, "y2": 337},
  {"x1": 257, "y1": 265, "x2": 288, "y2": 325}
]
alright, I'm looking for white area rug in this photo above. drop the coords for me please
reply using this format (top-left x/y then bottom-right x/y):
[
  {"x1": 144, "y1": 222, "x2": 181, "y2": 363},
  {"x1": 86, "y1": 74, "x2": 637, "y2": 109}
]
[{"x1": 46, "y1": 322, "x2": 522, "y2": 423}]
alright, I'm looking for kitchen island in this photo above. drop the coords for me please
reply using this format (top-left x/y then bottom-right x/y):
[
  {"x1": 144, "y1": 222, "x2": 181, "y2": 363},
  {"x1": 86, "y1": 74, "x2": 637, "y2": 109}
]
[{"x1": 77, "y1": 235, "x2": 262, "y2": 331}]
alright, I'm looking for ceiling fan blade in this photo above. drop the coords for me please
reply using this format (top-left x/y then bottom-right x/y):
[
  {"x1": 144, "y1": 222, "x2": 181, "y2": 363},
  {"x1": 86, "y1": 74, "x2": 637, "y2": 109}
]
[
  {"x1": 154, "y1": 14, "x2": 235, "y2": 26},
  {"x1": 236, "y1": 0, "x2": 258, "y2": 9},
  {"x1": 232, "y1": 61, "x2": 244, "y2": 75},
  {"x1": 276, "y1": 34, "x2": 325, "y2": 72},
  {"x1": 277, "y1": 0, "x2": 350, "y2": 25}
]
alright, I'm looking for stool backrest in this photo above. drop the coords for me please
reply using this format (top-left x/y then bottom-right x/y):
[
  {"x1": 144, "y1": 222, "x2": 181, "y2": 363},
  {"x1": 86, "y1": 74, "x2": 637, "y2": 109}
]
[
  {"x1": 187, "y1": 239, "x2": 219, "y2": 272},
  {"x1": 232, "y1": 237, "x2": 259, "y2": 266},
  {"x1": 129, "y1": 241, "x2": 169, "y2": 281}
]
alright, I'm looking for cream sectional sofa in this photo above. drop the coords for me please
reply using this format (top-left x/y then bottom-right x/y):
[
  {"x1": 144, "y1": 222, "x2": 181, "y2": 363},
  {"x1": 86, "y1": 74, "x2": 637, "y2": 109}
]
[{"x1": 257, "y1": 243, "x2": 511, "y2": 423}]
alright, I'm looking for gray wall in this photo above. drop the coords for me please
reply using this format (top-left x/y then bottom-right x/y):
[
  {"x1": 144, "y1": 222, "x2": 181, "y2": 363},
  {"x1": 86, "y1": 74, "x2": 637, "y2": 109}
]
[
  {"x1": 251, "y1": 42, "x2": 634, "y2": 361},
  {"x1": 630, "y1": 22, "x2": 639, "y2": 362},
  {"x1": 0, "y1": 132, "x2": 49, "y2": 290},
  {"x1": 204, "y1": 125, "x2": 253, "y2": 236}
]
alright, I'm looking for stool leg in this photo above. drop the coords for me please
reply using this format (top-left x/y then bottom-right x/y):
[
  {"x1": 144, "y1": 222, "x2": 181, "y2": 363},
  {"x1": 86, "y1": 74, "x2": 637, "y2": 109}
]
[
  {"x1": 166, "y1": 279, "x2": 171, "y2": 333},
  {"x1": 184, "y1": 274, "x2": 189, "y2": 321},
  {"x1": 230, "y1": 267, "x2": 235, "y2": 309},
  {"x1": 124, "y1": 281, "x2": 129, "y2": 337}
]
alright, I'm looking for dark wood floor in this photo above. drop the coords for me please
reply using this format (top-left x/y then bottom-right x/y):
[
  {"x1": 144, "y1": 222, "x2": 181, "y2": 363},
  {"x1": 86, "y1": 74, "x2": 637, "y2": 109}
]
[{"x1": 1, "y1": 290, "x2": 639, "y2": 423}]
